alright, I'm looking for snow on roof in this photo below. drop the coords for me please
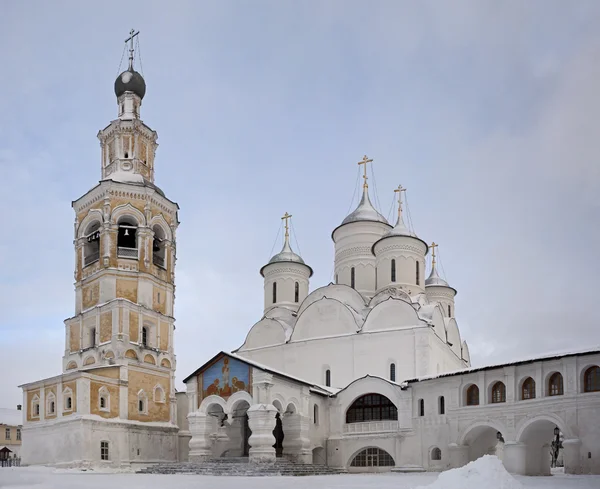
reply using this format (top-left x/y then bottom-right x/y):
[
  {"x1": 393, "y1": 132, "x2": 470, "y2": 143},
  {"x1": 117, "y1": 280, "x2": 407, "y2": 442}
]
[
  {"x1": 406, "y1": 346, "x2": 600, "y2": 384},
  {"x1": 0, "y1": 408, "x2": 23, "y2": 427}
]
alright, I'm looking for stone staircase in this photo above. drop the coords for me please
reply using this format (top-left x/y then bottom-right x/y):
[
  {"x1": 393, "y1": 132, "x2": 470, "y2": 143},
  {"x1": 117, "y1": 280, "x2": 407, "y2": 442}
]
[{"x1": 137, "y1": 457, "x2": 348, "y2": 476}]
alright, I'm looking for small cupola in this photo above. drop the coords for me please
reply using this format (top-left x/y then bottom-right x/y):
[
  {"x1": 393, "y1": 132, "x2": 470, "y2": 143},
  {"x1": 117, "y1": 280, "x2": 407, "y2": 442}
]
[
  {"x1": 425, "y1": 242, "x2": 457, "y2": 317},
  {"x1": 260, "y1": 213, "x2": 312, "y2": 314},
  {"x1": 372, "y1": 185, "x2": 428, "y2": 294}
]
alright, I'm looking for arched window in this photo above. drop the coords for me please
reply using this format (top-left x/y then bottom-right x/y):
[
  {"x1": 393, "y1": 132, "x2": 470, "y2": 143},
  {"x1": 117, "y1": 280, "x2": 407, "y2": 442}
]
[
  {"x1": 117, "y1": 218, "x2": 138, "y2": 258},
  {"x1": 431, "y1": 447, "x2": 442, "y2": 461},
  {"x1": 351, "y1": 267, "x2": 355, "y2": 289},
  {"x1": 438, "y1": 396, "x2": 445, "y2": 415},
  {"x1": 138, "y1": 390, "x2": 148, "y2": 414},
  {"x1": 466, "y1": 384, "x2": 479, "y2": 406},
  {"x1": 390, "y1": 363, "x2": 396, "y2": 382},
  {"x1": 83, "y1": 221, "x2": 101, "y2": 267},
  {"x1": 142, "y1": 327, "x2": 148, "y2": 347},
  {"x1": 98, "y1": 386, "x2": 110, "y2": 412},
  {"x1": 294, "y1": 282, "x2": 299, "y2": 303},
  {"x1": 521, "y1": 377, "x2": 536, "y2": 400},
  {"x1": 418, "y1": 398, "x2": 425, "y2": 417},
  {"x1": 325, "y1": 369, "x2": 331, "y2": 387},
  {"x1": 416, "y1": 261, "x2": 420, "y2": 285},
  {"x1": 491, "y1": 381, "x2": 506, "y2": 403},
  {"x1": 313, "y1": 404, "x2": 319, "y2": 425},
  {"x1": 350, "y1": 447, "x2": 395, "y2": 467},
  {"x1": 448, "y1": 305, "x2": 452, "y2": 317},
  {"x1": 152, "y1": 225, "x2": 166, "y2": 269},
  {"x1": 63, "y1": 388, "x2": 73, "y2": 412},
  {"x1": 583, "y1": 366, "x2": 599, "y2": 392},
  {"x1": 31, "y1": 395, "x2": 40, "y2": 417},
  {"x1": 46, "y1": 393, "x2": 56, "y2": 415},
  {"x1": 548, "y1": 372, "x2": 563, "y2": 396},
  {"x1": 153, "y1": 384, "x2": 165, "y2": 403},
  {"x1": 272, "y1": 282, "x2": 277, "y2": 303},
  {"x1": 346, "y1": 394, "x2": 398, "y2": 424},
  {"x1": 391, "y1": 259, "x2": 396, "y2": 282}
]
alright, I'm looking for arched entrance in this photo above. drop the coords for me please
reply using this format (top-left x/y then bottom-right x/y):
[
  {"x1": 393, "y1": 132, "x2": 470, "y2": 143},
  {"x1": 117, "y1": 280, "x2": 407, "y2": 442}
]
[
  {"x1": 517, "y1": 417, "x2": 565, "y2": 476},
  {"x1": 461, "y1": 422, "x2": 506, "y2": 463},
  {"x1": 228, "y1": 399, "x2": 251, "y2": 457}
]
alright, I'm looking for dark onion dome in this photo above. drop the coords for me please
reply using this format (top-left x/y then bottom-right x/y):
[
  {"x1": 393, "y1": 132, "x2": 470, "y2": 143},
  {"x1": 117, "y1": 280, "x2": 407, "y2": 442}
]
[{"x1": 114, "y1": 69, "x2": 146, "y2": 99}]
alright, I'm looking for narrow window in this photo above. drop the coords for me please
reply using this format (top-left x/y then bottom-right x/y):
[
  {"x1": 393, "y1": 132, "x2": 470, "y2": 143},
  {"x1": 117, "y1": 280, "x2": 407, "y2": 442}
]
[
  {"x1": 294, "y1": 282, "x2": 299, "y2": 303},
  {"x1": 142, "y1": 327, "x2": 148, "y2": 347},
  {"x1": 418, "y1": 399, "x2": 425, "y2": 417},
  {"x1": 100, "y1": 397, "x2": 106, "y2": 409},
  {"x1": 138, "y1": 399, "x2": 144, "y2": 412},
  {"x1": 50, "y1": 401, "x2": 55, "y2": 414},
  {"x1": 100, "y1": 441, "x2": 109, "y2": 461},
  {"x1": 124, "y1": 152, "x2": 129, "y2": 158},
  {"x1": 351, "y1": 267, "x2": 355, "y2": 289},
  {"x1": 416, "y1": 261, "x2": 420, "y2": 285},
  {"x1": 390, "y1": 363, "x2": 396, "y2": 382},
  {"x1": 16, "y1": 429, "x2": 21, "y2": 441},
  {"x1": 35, "y1": 403, "x2": 40, "y2": 416},
  {"x1": 5, "y1": 428, "x2": 10, "y2": 440},
  {"x1": 391, "y1": 259, "x2": 396, "y2": 282},
  {"x1": 325, "y1": 369, "x2": 331, "y2": 387},
  {"x1": 90, "y1": 327, "x2": 96, "y2": 348},
  {"x1": 448, "y1": 305, "x2": 451, "y2": 317},
  {"x1": 335, "y1": 274, "x2": 338, "y2": 284},
  {"x1": 66, "y1": 397, "x2": 72, "y2": 409},
  {"x1": 439, "y1": 396, "x2": 445, "y2": 414},
  {"x1": 313, "y1": 404, "x2": 319, "y2": 425},
  {"x1": 273, "y1": 282, "x2": 277, "y2": 303}
]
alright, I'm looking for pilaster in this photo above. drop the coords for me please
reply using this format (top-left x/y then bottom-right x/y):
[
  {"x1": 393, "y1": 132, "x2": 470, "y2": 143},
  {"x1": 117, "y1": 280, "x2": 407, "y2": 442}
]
[
  {"x1": 247, "y1": 403, "x2": 277, "y2": 463},
  {"x1": 503, "y1": 441, "x2": 526, "y2": 475}
]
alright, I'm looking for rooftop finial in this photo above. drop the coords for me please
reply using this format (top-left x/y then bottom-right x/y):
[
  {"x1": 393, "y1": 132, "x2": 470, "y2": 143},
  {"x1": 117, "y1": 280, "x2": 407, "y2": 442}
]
[
  {"x1": 357, "y1": 155, "x2": 373, "y2": 190},
  {"x1": 281, "y1": 212, "x2": 292, "y2": 242},
  {"x1": 125, "y1": 29, "x2": 140, "y2": 70},
  {"x1": 430, "y1": 241, "x2": 438, "y2": 267},
  {"x1": 394, "y1": 184, "x2": 406, "y2": 222}
]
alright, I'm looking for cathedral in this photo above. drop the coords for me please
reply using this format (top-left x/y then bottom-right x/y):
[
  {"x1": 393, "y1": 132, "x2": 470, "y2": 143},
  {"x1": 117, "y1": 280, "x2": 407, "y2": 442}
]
[{"x1": 19, "y1": 34, "x2": 600, "y2": 476}]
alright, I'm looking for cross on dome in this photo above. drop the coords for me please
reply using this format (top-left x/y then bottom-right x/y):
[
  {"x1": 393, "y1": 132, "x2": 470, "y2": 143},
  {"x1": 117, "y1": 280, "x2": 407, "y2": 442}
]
[
  {"x1": 357, "y1": 155, "x2": 373, "y2": 189},
  {"x1": 125, "y1": 29, "x2": 140, "y2": 71}
]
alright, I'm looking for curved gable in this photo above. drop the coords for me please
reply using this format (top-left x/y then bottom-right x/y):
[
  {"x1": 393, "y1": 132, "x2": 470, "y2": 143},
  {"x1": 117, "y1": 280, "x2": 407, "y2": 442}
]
[
  {"x1": 430, "y1": 305, "x2": 447, "y2": 341},
  {"x1": 462, "y1": 340, "x2": 471, "y2": 365},
  {"x1": 445, "y1": 318, "x2": 462, "y2": 358},
  {"x1": 239, "y1": 318, "x2": 288, "y2": 350},
  {"x1": 298, "y1": 284, "x2": 366, "y2": 317},
  {"x1": 291, "y1": 297, "x2": 358, "y2": 342},
  {"x1": 362, "y1": 297, "x2": 423, "y2": 332}
]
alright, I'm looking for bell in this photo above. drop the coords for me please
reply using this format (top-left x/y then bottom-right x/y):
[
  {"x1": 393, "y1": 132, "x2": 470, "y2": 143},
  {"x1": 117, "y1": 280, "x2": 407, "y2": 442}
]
[{"x1": 124, "y1": 228, "x2": 129, "y2": 236}]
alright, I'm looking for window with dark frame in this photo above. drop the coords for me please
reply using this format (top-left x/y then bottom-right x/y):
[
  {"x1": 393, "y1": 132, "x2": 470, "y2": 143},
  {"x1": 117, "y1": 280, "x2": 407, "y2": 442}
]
[
  {"x1": 584, "y1": 365, "x2": 599, "y2": 392},
  {"x1": 101, "y1": 441, "x2": 109, "y2": 461},
  {"x1": 390, "y1": 363, "x2": 396, "y2": 382},
  {"x1": 439, "y1": 396, "x2": 445, "y2": 415},
  {"x1": 466, "y1": 384, "x2": 479, "y2": 406},
  {"x1": 418, "y1": 398, "x2": 425, "y2": 416},
  {"x1": 391, "y1": 259, "x2": 396, "y2": 282},
  {"x1": 416, "y1": 261, "x2": 420, "y2": 285},
  {"x1": 548, "y1": 372, "x2": 564, "y2": 396},
  {"x1": 346, "y1": 394, "x2": 398, "y2": 424},
  {"x1": 272, "y1": 282, "x2": 277, "y2": 303},
  {"x1": 325, "y1": 369, "x2": 331, "y2": 387},
  {"x1": 294, "y1": 282, "x2": 299, "y2": 303},
  {"x1": 350, "y1": 447, "x2": 395, "y2": 467},
  {"x1": 521, "y1": 377, "x2": 536, "y2": 400},
  {"x1": 491, "y1": 381, "x2": 506, "y2": 403},
  {"x1": 351, "y1": 267, "x2": 355, "y2": 289}
]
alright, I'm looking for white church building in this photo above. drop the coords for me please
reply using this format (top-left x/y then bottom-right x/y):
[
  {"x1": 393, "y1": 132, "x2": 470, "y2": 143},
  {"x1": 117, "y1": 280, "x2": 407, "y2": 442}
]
[{"x1": 19, "y1": 34, "x2": 600, "y2": 476}]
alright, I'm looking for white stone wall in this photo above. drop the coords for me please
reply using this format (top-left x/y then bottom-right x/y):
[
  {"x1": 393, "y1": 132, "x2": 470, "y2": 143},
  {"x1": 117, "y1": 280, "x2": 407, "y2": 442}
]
[{"x1": 262, "y1": 262, "x2": 310, "y2": 314}]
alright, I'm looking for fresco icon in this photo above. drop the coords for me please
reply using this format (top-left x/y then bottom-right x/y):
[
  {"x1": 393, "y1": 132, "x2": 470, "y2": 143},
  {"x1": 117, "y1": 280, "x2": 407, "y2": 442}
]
[{"x1": 201, "y1": 356, "x2": 251, "y2": 400}]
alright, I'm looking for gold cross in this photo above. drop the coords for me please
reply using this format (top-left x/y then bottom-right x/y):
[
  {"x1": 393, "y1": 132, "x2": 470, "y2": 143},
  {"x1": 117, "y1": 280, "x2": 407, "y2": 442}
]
[
  {"x1": 394, "y1": 184, "x2": 406, "y2": 217},
  {"x1": 430, "y1": 242, "x2": 438, "y2": 265},
  {"x1": 357, "y1": 155, "x2": 373, "y2": 189},
  {"x1": 281, "y1": 212, "x2": 292, "y2": 238}
]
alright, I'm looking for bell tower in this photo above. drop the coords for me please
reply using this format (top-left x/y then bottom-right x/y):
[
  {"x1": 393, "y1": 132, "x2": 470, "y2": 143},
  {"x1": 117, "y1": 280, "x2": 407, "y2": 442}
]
[{"x1": 62, "y1": 30, "x2": 179, "y2": 424}]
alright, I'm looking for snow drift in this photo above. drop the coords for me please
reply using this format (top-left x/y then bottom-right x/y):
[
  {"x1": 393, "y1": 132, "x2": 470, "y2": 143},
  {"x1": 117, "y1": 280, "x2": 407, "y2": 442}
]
[{"x1": 416, "y1": 455, "x2": 522, "y2": 489}]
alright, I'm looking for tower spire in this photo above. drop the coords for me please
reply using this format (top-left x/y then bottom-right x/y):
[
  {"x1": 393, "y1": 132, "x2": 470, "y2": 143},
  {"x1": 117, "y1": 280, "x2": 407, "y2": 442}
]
[{"x1": 125, "y1": 29, "x2": 139, "y2": 71}]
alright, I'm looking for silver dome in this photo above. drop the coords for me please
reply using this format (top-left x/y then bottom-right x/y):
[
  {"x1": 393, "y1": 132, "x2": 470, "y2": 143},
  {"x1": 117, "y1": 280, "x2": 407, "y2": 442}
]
[
  {"x1": 260, "y1": 235, "x2": 313, "y2": 277},
  {"x1": 341, "y1": 188, "x2": 389, "y2": 226},
  {"x1": 383, "y1": 211, "x2": 416, "y2": 238},
  {"x1": 425, "y1": 264, "x2": 450, "y2": 287}
]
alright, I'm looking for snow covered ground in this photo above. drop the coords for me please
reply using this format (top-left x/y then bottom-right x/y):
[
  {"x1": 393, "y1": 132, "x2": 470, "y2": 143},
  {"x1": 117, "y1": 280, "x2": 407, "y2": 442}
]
[{"x1": 1, "y1": 466, "x2": 599, "y2": 489}]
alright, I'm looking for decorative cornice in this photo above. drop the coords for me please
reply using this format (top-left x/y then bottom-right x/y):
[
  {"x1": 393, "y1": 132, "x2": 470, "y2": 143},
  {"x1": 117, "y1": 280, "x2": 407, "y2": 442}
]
[
  {"x1": 376, "y1": 242, "x2": 426, "y2": 255},
  {"x1": 262, "y1": 266, "x2": 311, "y2": 279},
  {"x1": 335, "y1": 246, "x2": 374, "y2": 263}
]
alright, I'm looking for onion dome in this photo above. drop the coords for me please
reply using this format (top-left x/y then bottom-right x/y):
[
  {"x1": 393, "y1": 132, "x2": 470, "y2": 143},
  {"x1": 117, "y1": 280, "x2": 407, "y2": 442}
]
[
  {"x1": 260, "y1": 214, "x2": 313, "y2": 277},
  {"x1": 425, "y1": 243, "x2": 456, "y2": 293},
  {"x1": 341, "y1": 187, "x2": 389, "y2": 226},
  {"x1": 372, "y1": 198, "x2": 428, "y2": 252},
  {"x1": 114, "y1": 69, "x2": 146, "y2": 99}
]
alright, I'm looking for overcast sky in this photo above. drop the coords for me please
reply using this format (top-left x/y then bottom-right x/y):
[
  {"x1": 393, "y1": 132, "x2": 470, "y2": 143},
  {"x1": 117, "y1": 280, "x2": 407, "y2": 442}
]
[{"x1": 1, "y1": 1, "x2": 599, "y2": 409}]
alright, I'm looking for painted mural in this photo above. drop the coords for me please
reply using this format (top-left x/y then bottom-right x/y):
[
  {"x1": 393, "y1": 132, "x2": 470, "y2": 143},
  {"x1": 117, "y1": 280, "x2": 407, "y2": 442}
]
[{"x1": 200, "y1": 356, "x2": 252, "y2": 401}]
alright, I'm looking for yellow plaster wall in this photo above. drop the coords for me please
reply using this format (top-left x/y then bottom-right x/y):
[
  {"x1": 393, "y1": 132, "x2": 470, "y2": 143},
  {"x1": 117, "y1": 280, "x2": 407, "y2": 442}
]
[
  {"x1": 129, "y1": 311, "x2": 139, "y2": 342},
  {"x1": 159, "y1": 321, "x2": 168, "y2": 351},
  {"x1": 126, "y1": 349, "x2": 139, "y2": 360},
  {"x1": 153, "y1": 286, "x2": 166, "y2": 314},
  {"x1": 69, "y1": 323, "x2": 80, "y2": 352},
  {"x1": 127, "y1": 370, "x2": 170, "y2": 422},
  {"x1": 90, "y1": 381, "x2": 119, "y2": 418},
  {"x1": 26, "y1": 389, "x2": 41, "y2": 422},
  {"x1": 100, "y1": 312, "x2": 112, "y2": 343},
  {"x1": 90, "y1": 367, "x2": 121, "y2": 379},
  {"x1": 116, "y1": 279, "x2": 138, "y2": 303},
  {"x1": 2, "y1": 426, "x2": 22, "y2": 444},
  {"x1": 82, "y1": 282, "x2": 99, "y2": 310},
  {"x1": 62, "y1": 380, "x2": 77, "y2": 416}
]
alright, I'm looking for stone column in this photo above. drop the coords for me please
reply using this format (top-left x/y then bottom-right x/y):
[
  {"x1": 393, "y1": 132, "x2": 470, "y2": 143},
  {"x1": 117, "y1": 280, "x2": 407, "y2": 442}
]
[
  {"x1": 282, "y1": 413, "x2": 311, "y2": 464},
  {"x1": 503, "y1": 442, "x2": 527, "y2": 475},
  {"x1": 247, "y1": 404, "x2": 277, "y2": 463},
  {"x1": 448, "y1": 443, "x2": 469, "y2": 468},
  {"x1": 188, "y1": 412, "x2": 213, "y2": 462},
  {"x1": 562, "y1": 439, "x2": 581, "y2": 475}
]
